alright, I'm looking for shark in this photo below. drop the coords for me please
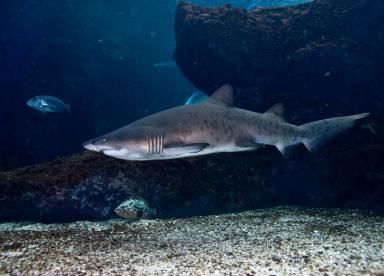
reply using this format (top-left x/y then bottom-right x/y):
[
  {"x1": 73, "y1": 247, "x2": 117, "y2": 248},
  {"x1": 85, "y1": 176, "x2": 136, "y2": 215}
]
[{"x1": 83, "y1": 85, "x2": 369, "y2": 161}]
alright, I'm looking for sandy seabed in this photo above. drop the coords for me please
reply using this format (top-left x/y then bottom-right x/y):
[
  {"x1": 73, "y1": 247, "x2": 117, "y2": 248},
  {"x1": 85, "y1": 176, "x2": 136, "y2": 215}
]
[{"x1": 0, "y1": 207, "x2": 383, "y2": 275}]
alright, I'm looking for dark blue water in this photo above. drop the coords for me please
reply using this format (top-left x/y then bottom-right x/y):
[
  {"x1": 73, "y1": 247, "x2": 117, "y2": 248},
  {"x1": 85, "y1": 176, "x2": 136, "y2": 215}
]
[
  {"x1": 0, "y1": 0, "x2": 315, "y2": 169},
  {"x1": 0, "y1": 0, "x2": 191, "y2": 168}
]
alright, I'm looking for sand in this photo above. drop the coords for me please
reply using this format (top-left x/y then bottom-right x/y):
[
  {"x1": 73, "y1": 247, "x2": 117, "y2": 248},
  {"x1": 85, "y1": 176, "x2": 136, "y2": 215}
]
[{"x1": 0, "y1": 207, "x2": 383, "y2": 275}]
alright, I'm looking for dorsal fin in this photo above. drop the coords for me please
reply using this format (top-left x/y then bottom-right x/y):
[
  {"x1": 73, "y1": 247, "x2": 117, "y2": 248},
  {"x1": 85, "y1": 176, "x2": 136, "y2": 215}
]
[
  {"x1": 206, "y1": 84, "x2": 234, "y2": 106},
  {"x1": 265, "y1": 103, "x2": 285, "y2": 121}
]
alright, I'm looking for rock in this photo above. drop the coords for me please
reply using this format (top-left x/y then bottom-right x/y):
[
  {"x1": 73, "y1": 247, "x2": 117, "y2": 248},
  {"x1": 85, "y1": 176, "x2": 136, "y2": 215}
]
[
  {"x1": 173, "y1": 0, "x2": 384, "y2": 216},
  {"x1": 174, "y1": 0, "x2": 384, "y2": 124},
  {"x1": 0, "y1": 143, "x2": 383, "y2": 222},
  {"x1": 114, "y1": 198, "x2": 158, "y2": 220},
  {"x1": 0, "y1": 150, "x2": 280, "y2": 222}
]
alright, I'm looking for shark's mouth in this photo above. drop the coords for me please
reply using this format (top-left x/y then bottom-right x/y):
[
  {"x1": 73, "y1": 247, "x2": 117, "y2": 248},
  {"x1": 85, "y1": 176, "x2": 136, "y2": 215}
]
[
  {"x1": 83, "y1": 142, "x2": 117, "y2": 153},
  {"x1": 102, "y1": 149, "x2": 120, "y2": 155},
  {"x1": 102, "y1": 148, "x2": 128, "y2": 158}
]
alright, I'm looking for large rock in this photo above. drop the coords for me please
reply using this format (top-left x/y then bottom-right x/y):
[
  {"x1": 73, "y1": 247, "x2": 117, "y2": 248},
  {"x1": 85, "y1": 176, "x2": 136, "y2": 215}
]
[
  {"x1": 0, "y1": 151, "x2": 280, "y2": 222},
  {"x1": 174, "y1": 0, "x2": 384, "y2": 123},
  {"x1": 0, "y1": 143, "x2": 383, "y2": 222}
]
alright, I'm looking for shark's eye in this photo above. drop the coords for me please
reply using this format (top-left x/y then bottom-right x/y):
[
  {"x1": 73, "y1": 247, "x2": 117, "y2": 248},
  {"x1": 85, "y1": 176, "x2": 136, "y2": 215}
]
[{"x1": 102, "y1": 137, "x2": 108, "y2": 142}]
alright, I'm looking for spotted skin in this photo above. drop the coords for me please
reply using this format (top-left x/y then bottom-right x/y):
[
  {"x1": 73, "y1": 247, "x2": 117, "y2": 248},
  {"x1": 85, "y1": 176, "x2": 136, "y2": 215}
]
[{"x1": 83, "y1": 85, "x2": 369, "y2": 161}]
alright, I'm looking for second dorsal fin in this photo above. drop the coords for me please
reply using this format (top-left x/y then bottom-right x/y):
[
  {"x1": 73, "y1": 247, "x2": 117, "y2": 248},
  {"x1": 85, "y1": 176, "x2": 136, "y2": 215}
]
[
  {"x1": 207, "y1": 84, "x2": 234, "y2": 106},
  {"x1": 265, "y1": 103, "x2": 285, "y2": 121}
]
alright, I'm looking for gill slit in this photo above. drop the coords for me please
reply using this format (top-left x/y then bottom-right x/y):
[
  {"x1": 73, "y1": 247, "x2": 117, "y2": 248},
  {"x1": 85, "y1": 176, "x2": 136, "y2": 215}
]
[
  {"x1": 161, "y1": 131, "x2": 164, "y2": 154},
  {"x1": 154, "y1": 133, "x2": 157, "y2": 154},
  {"x1": 155, "y1": 134, "x2": 159, "y2": 154},
  {"x1": 147, "y1": 134, "x2": 151, "y2": 155},
  {"x1": 144, "y1": 129, "x2": 164, "y2": 155}
]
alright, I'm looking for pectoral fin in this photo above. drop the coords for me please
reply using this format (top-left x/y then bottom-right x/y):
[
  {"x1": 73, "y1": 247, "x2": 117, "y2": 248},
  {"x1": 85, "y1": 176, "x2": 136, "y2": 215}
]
[{"x1": 163, "y1": 143, "x2": 209, "y2": 155}]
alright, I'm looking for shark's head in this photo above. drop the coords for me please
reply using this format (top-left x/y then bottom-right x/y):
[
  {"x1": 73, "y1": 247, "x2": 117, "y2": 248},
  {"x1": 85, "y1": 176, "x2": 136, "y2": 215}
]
[{"x1": 83, "y1": 127, "x2": 150, "y2": 160}]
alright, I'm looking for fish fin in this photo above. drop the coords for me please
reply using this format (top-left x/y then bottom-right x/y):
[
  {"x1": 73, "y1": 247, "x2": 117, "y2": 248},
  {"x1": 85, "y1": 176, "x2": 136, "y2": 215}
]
[
  {"x1": 275, "y1": 143, "x2": 295, "y2": 157},
  {"x1": 163, "y1": 143, "x2": 209, "y2": 155},
  {"x1": 265, "y1": 103, "x2": 285, "y2": 121},
  {"x1": 67, "y1": 104, "x2": 71, "y2": 114},
  {"x1": 301, "y1": 112, "x2": 370, "y2": 152},
  {"x1": 41, "y1": 111, "x2": 48, "y2": 115},
  {"x1": 206, "y1": 84, "x2": 234, "y2": 106},
  {"x1": 185, "y1": 91, "x2": 209, "y2": 105}
]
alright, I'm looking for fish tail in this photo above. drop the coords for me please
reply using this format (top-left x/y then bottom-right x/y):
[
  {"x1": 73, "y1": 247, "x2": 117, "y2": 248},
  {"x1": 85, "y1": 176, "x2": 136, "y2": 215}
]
[{"x1": 300, "y1": 113, "x2": 369, "y2": 152}]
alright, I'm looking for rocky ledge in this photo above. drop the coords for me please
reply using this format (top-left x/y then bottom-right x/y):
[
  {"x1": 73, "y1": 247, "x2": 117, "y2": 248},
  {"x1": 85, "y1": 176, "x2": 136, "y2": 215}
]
[
  {"x1": 0, "y1": 143, "x2": 383, "y2": 222},
  {"x1": 174, "y1": 0, "x2": 384, "y2": 122},
  {"x1": 0, "y1": 207, "x2": 383, "y2": 274}
]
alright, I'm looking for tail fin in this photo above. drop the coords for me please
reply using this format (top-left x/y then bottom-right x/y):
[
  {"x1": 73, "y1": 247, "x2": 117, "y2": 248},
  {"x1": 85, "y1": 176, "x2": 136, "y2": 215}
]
[{"x1": 300, "y1": 113, "x2": 369, "y2": 152}]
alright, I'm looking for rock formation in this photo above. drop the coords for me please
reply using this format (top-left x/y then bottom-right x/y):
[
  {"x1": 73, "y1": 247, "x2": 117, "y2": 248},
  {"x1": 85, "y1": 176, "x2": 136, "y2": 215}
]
[
  {"x1": 0, "y1": 151, "x2": 279, "y2": 222},
  {"x1": 0, "y1": 144, "x2": 383, "y2": 222},
  {"x1": 174, "y1": 0, "x2": 384, "y2": 123}
]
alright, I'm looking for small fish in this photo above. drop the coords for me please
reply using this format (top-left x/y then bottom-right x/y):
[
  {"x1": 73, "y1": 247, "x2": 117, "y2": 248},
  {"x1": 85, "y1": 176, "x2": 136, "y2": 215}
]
[
  {"x1": 153, "y1": 61, "x2": 177, "y2": 68},
  {"x1": 114, "y1": 198, "x2": 158, "y2": 220},
  {"x1": 185, "y1": 91, "x2": 209, "y2": 105},
  {"x1": 83, "y1": 85, "x2": 369, "y2": 161},
  {"x1": 27, "y1": 95, "x2": 70, "y2": 115}
]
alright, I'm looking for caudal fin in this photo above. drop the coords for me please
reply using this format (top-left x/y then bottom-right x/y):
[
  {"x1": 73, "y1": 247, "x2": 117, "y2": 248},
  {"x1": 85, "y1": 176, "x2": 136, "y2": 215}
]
[{"x1": 300, "y1": 113, "x2": 369, "y2": 152}]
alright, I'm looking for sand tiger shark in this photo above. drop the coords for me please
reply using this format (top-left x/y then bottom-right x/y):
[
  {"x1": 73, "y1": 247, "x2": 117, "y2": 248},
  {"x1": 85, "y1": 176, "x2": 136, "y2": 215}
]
[{"x1": 83, "y1": 85, "x2": 369, "y2": 160}]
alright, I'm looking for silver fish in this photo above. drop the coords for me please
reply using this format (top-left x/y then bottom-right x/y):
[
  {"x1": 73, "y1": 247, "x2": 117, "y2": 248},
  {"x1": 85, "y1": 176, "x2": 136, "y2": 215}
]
[
  {"x1": 27, "y1": 95, "x2": 70, "y2": 114},
  {"x1": 83, "y1": 85, "x2": 369, "y2": 161}
]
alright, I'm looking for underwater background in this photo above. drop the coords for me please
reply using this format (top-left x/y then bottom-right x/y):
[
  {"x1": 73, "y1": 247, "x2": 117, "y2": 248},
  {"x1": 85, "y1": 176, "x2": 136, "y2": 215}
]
[
  {"x1": 0, "y1": 0, "x2": 384, "y2": 274},
  {"x1": 0, "y1": 0, "x2": 383, "y2": 221},
  {"x1": 1, "y1": 0, "x2": 319, "y2": 170},
  {"x1": 1, "y1": 0, "x2": 193, "y2": 169}
]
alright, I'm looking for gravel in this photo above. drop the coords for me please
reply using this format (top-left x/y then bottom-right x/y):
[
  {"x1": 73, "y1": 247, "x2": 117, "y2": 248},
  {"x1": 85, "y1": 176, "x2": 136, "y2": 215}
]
[{"x1": 0, "y1": 207, "x2": 383, "y2": 275}]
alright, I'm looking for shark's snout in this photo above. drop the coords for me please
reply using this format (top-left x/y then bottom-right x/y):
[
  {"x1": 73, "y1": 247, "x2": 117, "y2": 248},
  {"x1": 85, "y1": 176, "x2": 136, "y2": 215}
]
[
  {"x1": 83, "y1": 136, "x2": 116, "y2": 152},
  {"x1": 83, "y1": 141, "x2": 100, "y2": 152},
  {"x1": 83, "y1": 128, "x2": 153, "y2": 160}
]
